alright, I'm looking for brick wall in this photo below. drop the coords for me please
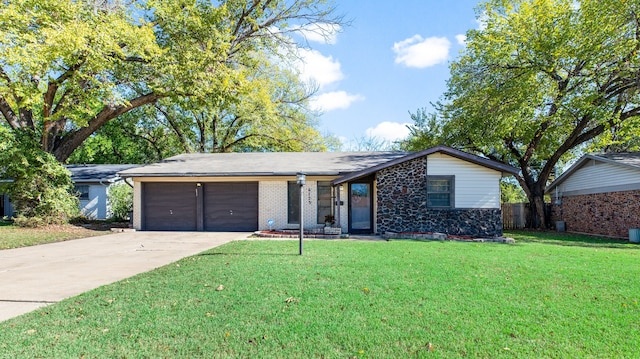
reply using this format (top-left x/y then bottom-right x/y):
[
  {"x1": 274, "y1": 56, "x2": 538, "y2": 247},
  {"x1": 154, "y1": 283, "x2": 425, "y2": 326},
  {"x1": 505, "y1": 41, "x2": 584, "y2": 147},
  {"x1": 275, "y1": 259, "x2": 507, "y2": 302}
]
[
  {"x1": 376, "y1": 157, "x2": 503, "y2": 237},
  {"x1": 258, "y1": 180, "x2": 320, "y2": 231},
  {"x1": 552, "y1": 190, "x2": 640, "y2": 238}
]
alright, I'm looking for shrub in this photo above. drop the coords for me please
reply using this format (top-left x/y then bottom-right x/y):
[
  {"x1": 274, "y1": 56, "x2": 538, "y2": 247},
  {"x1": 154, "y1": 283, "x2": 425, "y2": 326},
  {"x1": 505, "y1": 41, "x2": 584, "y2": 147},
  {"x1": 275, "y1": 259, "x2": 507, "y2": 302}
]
[
  {"x1": 108, "y1": 183, "x2": 133, "y2": 221},
  {"x1": 0, "y1": 129, "x2": 79, "y2": 226}
]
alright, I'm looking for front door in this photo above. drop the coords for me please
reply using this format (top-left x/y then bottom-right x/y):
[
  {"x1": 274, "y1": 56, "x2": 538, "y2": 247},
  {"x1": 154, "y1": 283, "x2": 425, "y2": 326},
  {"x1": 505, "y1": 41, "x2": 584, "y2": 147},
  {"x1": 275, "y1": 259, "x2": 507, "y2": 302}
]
[{"x1": 348, "y1": 182, "x2": 373, "y2": 234}]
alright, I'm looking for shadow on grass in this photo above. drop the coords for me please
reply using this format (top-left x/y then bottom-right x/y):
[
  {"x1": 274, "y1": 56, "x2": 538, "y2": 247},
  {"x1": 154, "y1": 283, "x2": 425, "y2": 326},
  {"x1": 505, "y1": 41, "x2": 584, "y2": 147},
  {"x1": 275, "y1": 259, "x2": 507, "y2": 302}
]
[
  {"x1": 198, "y1": 252, "x2": 300, "y2": 257},
  {"x1": 0, "y1": 220, "x2": 13, "y2": 227},
  {"x1": 507, "y1": 230, "x2": 639, "y2": 250}
]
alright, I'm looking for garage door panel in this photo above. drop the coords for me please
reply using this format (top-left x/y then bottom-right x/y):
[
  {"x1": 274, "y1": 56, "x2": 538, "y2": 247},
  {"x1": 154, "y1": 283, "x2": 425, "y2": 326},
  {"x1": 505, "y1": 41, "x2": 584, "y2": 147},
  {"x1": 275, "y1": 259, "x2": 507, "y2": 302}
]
[
  {"x1": 143, "y1": 183, "x2": 197, "y2": 231},
  {"x1": 204, "y1": 182, "x2": 258, "y2": 231}
]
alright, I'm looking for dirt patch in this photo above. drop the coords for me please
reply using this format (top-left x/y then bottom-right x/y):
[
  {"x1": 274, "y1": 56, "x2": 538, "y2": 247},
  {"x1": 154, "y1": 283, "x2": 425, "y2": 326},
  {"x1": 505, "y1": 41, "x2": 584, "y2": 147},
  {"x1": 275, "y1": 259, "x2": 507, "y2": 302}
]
[{"x1": 69, "y1": 220, "x2": 131, "y2": 231}]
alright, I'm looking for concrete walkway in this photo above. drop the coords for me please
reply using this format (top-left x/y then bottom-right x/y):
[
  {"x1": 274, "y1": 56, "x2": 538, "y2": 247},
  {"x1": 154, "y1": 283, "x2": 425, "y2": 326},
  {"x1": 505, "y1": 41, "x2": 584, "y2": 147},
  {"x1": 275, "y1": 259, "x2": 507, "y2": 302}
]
[{"x1": 0, "y1": 231, "x2": 249, "y2": 322}]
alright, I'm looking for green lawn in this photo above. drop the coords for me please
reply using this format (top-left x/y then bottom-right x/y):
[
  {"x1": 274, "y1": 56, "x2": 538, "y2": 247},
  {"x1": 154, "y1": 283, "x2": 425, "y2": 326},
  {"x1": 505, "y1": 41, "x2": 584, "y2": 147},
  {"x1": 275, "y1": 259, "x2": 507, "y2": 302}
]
[
  {"x1": 1, "y1": 232, "x2": 639, "y2": 358},
  {"x1": 0, "y1": 220, "x2": 111, "y2": 249}
]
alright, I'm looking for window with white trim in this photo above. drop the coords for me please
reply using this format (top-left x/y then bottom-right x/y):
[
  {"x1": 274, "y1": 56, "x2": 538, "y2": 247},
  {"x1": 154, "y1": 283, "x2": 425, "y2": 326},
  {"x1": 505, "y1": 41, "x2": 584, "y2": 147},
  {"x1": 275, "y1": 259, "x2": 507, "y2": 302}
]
[{"x1": 427, "y1": 176, "x2": 454, "y2": 208}]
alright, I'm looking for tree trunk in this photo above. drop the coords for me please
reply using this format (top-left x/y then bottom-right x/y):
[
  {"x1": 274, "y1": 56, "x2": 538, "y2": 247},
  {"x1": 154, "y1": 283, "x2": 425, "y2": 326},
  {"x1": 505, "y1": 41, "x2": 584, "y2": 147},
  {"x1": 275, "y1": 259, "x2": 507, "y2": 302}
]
[{"x1": 525, "y1": 183, "x2": 548, "y2": 229}]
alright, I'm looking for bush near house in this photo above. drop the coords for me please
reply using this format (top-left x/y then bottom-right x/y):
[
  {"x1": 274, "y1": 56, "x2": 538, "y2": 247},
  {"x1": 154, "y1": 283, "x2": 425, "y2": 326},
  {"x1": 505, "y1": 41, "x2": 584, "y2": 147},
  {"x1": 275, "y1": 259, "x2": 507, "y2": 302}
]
[
  {"x1": 107, "y1": 183, "x2": 133, "y2": 221},
  {"x1": 0, "y1": 129, "x2": 78, "y2": 226}
]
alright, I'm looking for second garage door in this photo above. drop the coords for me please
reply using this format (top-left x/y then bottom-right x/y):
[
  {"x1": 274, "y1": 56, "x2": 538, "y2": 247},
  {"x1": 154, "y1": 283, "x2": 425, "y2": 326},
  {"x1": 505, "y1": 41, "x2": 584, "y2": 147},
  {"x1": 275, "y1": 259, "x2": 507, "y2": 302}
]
[{"x1": 204, "y1": 182, "x2": 258, "y2": 231}]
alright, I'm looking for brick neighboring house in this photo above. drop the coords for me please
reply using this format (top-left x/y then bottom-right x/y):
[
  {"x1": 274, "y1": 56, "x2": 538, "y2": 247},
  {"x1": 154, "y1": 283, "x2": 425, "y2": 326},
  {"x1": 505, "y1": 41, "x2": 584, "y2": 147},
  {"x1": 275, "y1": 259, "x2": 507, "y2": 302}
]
[
  {"x1": 546, "y1": 152, "x2": 640, "y2": 238},
  {"x1": 119, "y1": 146, "x2": 518, "y2": 237}
]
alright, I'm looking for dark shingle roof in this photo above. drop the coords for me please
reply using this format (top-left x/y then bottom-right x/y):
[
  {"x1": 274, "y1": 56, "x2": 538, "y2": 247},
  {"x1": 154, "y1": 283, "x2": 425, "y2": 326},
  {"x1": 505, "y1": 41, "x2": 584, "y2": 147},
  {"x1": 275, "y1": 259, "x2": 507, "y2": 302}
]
[
  {"x1": 67, "y1": 164, "x2": 139, "y2": 183},
  {"x1": 118, "y1": 152, "x2": 409, "y2": 177},
  {"x1": 118, "y1": 147, "x2": 519, "y2": 179},
  {"x1": 597, "y1": 152, "x2": 640, "y2": 168}
]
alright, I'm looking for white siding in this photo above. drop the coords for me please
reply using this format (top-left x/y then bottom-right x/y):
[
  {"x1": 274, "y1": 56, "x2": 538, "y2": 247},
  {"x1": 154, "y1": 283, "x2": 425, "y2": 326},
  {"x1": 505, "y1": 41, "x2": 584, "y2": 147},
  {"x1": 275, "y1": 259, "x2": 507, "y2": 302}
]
[
  {"x1": 559, "y1": 159, "x2": 640, "y2": 194},
  {"x1": 79, "y1": 184, "x2": 108, "y2": 219},
  {"x1": 427, "y1": 153, "x2": 502, "y2": 209}
]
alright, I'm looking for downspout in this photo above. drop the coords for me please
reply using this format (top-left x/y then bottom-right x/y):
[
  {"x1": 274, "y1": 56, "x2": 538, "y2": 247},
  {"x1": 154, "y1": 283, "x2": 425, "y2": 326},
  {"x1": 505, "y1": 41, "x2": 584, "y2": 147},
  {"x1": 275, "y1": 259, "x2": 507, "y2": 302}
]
[{"x1": 124, "y1": 177, "x2": 134, "y2": 188}]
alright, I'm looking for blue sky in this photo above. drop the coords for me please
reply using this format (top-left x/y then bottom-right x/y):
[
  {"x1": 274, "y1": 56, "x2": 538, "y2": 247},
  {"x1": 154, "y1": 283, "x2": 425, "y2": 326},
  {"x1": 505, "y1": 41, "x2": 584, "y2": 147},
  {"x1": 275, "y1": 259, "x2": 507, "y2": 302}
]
[{"x1": 292, "y1": 0, "x2": 482, "y2": 148}]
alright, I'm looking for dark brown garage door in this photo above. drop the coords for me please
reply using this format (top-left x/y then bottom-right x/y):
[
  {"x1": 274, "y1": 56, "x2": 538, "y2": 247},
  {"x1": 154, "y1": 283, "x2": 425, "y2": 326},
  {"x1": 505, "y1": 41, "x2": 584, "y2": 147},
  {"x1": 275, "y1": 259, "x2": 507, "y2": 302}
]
[
  {"x1": 204, "y1": 182, "x2": 258, "y2": 231},
  {"x1": 143, "y1": 182, "x2": 197, "y2": 231}
]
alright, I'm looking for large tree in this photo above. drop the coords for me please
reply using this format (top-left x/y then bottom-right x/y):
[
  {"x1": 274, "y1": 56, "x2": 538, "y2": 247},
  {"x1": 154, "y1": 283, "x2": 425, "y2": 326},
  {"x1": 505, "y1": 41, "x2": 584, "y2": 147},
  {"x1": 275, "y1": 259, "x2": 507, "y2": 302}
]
[
  {"x1": 0, "y1": 0, "x2": 341, "y2": 162},
  {"x1": 68, "y1": 57, "x2": 339, "y2": 163},
  {"x1": 407, "y1": 0, "x2": 640, "y2": 228}
]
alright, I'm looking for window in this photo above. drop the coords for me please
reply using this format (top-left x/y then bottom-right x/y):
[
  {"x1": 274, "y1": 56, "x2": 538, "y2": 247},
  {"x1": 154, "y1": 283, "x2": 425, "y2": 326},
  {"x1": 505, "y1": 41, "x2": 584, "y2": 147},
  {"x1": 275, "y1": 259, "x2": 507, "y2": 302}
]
[
  {"x1": 317, "y1": 181, "x2": 332, "y2": 224},
  {"x1": 427, "y1": 176, "x2": 454, "y2": 208},
  {"x1": 74, "y1": 185, "x2": 90, "y2": 200},
  {"x1": 287, "y1": 181, "x2": 300, "y2": 224}
]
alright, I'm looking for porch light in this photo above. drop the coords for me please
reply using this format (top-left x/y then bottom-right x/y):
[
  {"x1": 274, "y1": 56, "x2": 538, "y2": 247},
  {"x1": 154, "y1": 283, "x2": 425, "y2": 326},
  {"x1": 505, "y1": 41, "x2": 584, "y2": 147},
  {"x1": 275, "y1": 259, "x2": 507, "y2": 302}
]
[{"x1": 296, "y1": 172, "x2": 306, "y2": 185}]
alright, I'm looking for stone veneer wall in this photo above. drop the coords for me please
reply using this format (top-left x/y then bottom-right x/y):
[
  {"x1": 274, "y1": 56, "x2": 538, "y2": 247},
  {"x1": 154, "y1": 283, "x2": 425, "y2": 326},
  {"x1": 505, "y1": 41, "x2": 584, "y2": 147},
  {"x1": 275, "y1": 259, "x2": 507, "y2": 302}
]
[
  {"x1": 376, "y1": 157, "x2": 503, "y2": 237},
  {"x1": 551, "y1": 190, "x2": 640, "y2": 238}
]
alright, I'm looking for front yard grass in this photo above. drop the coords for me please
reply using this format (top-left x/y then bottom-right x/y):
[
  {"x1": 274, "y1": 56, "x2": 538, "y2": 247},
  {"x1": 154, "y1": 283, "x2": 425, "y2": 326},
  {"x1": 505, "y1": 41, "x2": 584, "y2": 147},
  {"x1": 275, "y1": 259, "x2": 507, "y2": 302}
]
[
  {"x1": 0, "y1": 219, "x2": 113, "y2": 249},
  {"x1": 1, "y1": 231, "x2": 639, "y2": 358}
]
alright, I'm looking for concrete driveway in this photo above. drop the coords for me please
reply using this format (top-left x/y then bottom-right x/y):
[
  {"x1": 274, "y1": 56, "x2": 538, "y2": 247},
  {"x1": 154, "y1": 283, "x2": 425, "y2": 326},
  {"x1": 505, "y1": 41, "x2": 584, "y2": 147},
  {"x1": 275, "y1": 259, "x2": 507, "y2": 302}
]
[{"x1": 0, "y1": 231, "x2": 250, "y2": 322}]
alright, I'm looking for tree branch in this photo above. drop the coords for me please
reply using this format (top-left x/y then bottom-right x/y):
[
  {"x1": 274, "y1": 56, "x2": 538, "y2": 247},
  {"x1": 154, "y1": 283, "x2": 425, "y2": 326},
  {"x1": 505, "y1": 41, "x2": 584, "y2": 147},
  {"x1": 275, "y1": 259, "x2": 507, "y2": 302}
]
[{"x1": 52, "y1": 92, "x2": 162, "y2": 161}]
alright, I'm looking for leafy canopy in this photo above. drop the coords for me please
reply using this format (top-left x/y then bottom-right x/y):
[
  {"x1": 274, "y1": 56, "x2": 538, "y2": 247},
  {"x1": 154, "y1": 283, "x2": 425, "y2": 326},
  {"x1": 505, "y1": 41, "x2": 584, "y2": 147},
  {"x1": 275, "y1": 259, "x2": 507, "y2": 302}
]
[
  {"x1": 405, "y1": 0, "x2": 640, "y2": 227},
  {"x1": 0, "y1": 0, "x2": 342, "y2": 161}
]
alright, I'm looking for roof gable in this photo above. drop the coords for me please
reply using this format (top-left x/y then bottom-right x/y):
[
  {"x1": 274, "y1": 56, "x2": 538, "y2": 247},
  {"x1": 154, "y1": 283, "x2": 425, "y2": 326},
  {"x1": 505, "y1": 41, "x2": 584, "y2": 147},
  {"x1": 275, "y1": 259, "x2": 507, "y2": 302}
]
[
  {"x1": 332, "y1": 145, "x2": 519, "y2": 185},
  {"x1": 545, "y1": 152, "x2": 640, "y2": 193}
]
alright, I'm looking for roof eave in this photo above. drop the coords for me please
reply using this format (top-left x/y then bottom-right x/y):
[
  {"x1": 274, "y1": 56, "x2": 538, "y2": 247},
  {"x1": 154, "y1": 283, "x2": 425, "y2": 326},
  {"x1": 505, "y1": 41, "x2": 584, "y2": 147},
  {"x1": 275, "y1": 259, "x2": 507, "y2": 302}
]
[
  {"x1": 118, "y1": 171, "x2": 345, "y2": 178},
  {"x1": 545, "y1": 153, "x2": 640, "y2": 194}
]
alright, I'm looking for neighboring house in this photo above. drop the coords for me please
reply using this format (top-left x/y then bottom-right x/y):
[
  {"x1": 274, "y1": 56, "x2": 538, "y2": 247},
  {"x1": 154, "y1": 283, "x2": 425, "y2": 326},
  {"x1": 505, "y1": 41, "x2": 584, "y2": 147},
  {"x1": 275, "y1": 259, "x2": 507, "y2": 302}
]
[
  {"x1": 1, "y1": 191, "x2": 12, "y2": 218},
  {"x1": 1, "y1": 165, "x2": 138, "y2": 220},
  {"x1": 68, "y1": 164, "x2": 139, "y2": 220},
  {"x1": 546, "y1": 152, "x2": 640, "y2": 238},
  {"x1": 119, "y1": 146, "x2": 518, "y2": 237}
]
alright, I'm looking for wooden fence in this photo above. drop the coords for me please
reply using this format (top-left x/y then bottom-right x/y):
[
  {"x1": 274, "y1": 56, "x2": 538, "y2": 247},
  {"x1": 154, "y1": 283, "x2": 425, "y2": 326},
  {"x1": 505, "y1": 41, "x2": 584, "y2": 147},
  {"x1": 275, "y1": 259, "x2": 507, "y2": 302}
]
[{"x1": 502, "y1": 203, "x2": 527, "y2": 229}]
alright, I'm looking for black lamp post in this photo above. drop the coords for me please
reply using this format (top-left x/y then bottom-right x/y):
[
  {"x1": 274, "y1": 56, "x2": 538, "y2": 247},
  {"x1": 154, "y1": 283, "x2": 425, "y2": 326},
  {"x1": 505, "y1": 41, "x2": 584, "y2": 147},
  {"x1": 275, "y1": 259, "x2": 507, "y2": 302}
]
[{"x1": 296, "y1": 172, "x2": 306, "y2": 255}]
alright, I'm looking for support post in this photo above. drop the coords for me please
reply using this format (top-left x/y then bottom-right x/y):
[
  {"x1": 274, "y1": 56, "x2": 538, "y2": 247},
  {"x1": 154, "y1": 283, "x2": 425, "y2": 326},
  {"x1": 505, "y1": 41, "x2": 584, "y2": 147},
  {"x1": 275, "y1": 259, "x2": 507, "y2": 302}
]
[{"x1": 297, "y1": 173, "x2": 306, "y2": 255}]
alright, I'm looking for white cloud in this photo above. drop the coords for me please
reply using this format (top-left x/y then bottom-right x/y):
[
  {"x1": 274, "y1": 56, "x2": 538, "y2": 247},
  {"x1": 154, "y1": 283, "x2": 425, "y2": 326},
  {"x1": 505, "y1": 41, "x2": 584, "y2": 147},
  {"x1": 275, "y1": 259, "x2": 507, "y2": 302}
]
[
  {"x1": 294, "y1": 23, "x2": 342, "y2": 45},
  {"x1": 311, "y1": 91, "x2": 365, "y2": 112},
  {"x1": 365, "y1": 121, "x2": 411, "y2": 142},
  {"x1": 392, "y1": 35, "x2": 451, "y2": 68},
  {"x1": 296, "y1": 48, "x2": 343, "y2": 89},
  {"x1": 476, "y1": 11, "x2": 489, "y2": 30},
  {"x1": 455, "y1": 34, "x2": 467, "y2": 46}
]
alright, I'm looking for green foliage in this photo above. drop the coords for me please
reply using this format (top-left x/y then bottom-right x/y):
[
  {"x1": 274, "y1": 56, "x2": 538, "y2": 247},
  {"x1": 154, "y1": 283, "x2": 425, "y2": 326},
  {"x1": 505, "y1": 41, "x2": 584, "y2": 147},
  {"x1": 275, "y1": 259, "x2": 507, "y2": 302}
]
[
  {"x1": 501, "y1": 179, "x2": 527, "y2": 203},
  {"x1": 107, "y1": 183, "x2": 133, "y2": 221},
  {"x1": 1, "y1": 0, "x2": 343, "y2": 161},
  {"x1": 400, "y1": 107, "x2": 449, "y2": 151},
  {"x1": 406, "y1": 0, "x2": 640, "y2": 227},
  {"x1": 0, "y1": 128, "x2": 78, "y2": 226},
  {"x1": 68, "y1": 107, "x2": 181, "y2": 164}
]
